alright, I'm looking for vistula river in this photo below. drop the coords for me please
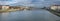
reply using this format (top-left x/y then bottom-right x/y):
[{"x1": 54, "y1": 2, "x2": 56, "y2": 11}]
[{"x1": 0, "y1": 9, "x2": 60, "y2": 21}]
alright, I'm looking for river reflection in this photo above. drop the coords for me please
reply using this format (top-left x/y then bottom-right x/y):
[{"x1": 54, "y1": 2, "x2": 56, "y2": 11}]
[
  {"x1": 1, "y1": 12, "x2": 9, "y2": 21},
  {"x1": 0, "y1": 9, "x2": 60, "y2": 21}
]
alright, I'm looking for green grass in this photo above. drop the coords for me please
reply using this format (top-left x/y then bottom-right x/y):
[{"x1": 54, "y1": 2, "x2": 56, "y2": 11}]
[{"x1": 0, "y1": 9, "x2": 17, "y2": 12}]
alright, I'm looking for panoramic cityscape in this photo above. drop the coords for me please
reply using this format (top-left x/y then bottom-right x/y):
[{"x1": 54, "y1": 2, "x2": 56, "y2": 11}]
[{"x1": 0, "y1": 0, "x2": 60, "y2": 21}]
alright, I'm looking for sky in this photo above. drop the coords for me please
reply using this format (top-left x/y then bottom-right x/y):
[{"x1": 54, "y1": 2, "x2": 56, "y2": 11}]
[{"x1": 0, "y1": 0, "x2": 60, "y2": 8}]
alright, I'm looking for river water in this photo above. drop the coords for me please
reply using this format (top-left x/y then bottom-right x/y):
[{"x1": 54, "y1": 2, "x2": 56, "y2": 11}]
[{"x1": 0, "y1": 9, "x2": 60, "y2": 21}]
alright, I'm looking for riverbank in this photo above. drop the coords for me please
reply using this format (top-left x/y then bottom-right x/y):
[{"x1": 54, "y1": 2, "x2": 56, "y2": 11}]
[
  {"x1": 41, "y1": 8, "x2": 60, "y2": 17},
  {"x1": 0, "y1": 9, "x2": 21, "y2": 12},
  {"x1": 47, "y1": 10, "x2": 60, "y2": 17}
]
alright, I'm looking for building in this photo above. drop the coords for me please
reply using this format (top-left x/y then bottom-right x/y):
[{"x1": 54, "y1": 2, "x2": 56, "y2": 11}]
[
  {"x1": 2, "y1": 5, "x2": 10, "y2": 10},
  {"x1": 50, "y1": 5, "x2": 60, "y2": 12},
  {"x1": 0, "y1": 5, "x2": 2, "y2": 10},
  {"x1": 0, "y1": 5, "x2": 10, "y2": 10}
]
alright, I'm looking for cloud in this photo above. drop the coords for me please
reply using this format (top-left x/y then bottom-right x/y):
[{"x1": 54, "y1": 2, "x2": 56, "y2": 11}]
[
  {"x1": 13, "y1": 0, "x2": 33, "y2": 4},
  {"x1": 10, "y1": 0, "x2": 60, "y2": 7},
  {"x1": 0, "y1": 0, "x2": 12, "y2": 1},
  {"x1": 0, "y1": 0, "x2": 17, "y2": 5},
  {"x1": 10, "y1": 0, "x2": 33, "y2": 6},
  {"x1": 31, "y1": 0, "x2": 60, "y2": 7},
  {"x1": 0, "y1": 0, "x2": 60, "y2": 8}
]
